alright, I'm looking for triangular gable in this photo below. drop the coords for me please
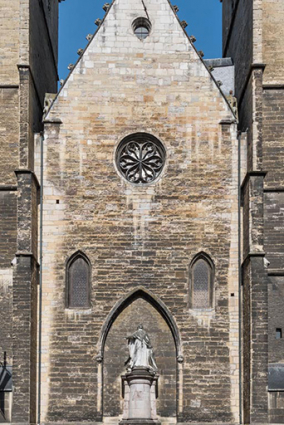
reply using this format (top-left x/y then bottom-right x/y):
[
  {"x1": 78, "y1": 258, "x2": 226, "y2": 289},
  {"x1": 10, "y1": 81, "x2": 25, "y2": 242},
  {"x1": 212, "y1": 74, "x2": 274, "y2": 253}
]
[{"x1": 45, "y1": 0, "x2": 236, "y2": 120}]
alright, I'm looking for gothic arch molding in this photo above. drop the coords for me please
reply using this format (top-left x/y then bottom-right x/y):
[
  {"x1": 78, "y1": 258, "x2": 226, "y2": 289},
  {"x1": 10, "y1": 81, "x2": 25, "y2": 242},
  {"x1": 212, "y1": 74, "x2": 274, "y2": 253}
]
[
  {"x1": 189, "y1": 251, "x2": 215, "y2": 269},
  {"x1": 97, "y1": 286, "x2": 182, "y2": 360},
  {"x1": 65, "y1": 249, "x2": 91, "y2": 266}
]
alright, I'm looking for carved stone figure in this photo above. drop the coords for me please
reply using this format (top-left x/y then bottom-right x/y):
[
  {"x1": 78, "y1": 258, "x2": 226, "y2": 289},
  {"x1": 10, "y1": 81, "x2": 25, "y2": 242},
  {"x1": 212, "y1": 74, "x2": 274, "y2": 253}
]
[
  {"x1": 125, "y1": 325, "x2": 158, "y2": 372},
  {"x1": 226, "y1": 90, "x2": 239, "y2": 120},
  {"x1": 43, "y1": 93, "x2": 56, "y2": 119}
]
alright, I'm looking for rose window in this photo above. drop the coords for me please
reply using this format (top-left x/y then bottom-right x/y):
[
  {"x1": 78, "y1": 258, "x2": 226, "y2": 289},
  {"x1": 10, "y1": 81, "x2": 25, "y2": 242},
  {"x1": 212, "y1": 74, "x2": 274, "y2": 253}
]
[{"x1": 116, "y1": 133, "x2": 166, "y2": 184}]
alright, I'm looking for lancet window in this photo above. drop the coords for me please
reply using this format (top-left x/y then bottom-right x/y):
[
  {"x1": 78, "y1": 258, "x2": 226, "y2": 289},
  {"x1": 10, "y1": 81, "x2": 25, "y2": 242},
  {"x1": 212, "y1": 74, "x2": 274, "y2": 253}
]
[
  {"x1": 189, "y1": 253, "x2": 214, "y2": 309},
  {"x1": 66, "y1": 251, "x2": 91, "y2": 309}
]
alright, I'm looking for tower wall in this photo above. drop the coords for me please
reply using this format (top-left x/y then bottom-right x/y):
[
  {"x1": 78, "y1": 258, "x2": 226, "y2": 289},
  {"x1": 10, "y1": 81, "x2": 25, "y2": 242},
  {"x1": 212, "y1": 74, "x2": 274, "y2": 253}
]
[
  {"x1": 0, "y1": 0, "x2": 20, "y2": 85},
  {"x1": 222, "y1": 0, "x2": 253, "y2": 100},
  {"x1": 0, "y1": 0, "x2": 59, "y2": 421},
  {"x1": 223, "y1": 0, "x2": 284, "y2": 422},
  {"x1": 263, "y1": 0, "x2": 284, "y2": 85},
  {"x1": 263, "y1": 1, "x2": 284, "y2": 420}
]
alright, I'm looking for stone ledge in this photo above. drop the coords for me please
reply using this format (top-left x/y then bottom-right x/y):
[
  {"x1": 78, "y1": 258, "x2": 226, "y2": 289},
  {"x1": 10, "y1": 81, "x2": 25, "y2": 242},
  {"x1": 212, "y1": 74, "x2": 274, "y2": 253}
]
[
  {"x1": 41, "y1": 422, "x2": 103, "y2": 425},
  {"x1": 8, "y1": 422, "x2": 103, "y2": 425},
  {"x1": 12, "y1": 418, "x2": 281, "y2": 424},
  {"x1": 15, "y1": 418, "x2": 256, "y2": 425},
  {"x1": 0, "y1": 185, "x2": 17, "y2": 191},
  {"x1": 204, "y1": 58, "x2": 233, "y2": 68},
  {"x1": 120, "y1": 421, "x2": 161, "y2": 425}
]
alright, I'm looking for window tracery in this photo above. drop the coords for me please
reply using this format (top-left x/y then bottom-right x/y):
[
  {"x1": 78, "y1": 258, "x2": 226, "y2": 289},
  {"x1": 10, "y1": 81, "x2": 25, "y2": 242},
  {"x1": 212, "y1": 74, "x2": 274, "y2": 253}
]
[{"x1": 116, "y1": 133, "x2": 166, "y2": 184}]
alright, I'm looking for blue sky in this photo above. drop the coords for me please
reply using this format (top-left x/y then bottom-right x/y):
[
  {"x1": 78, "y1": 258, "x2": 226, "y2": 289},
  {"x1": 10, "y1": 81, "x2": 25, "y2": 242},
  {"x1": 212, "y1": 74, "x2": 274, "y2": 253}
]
[{"x1": 58, "y1": 0, "x2": 222, "y2": 81}]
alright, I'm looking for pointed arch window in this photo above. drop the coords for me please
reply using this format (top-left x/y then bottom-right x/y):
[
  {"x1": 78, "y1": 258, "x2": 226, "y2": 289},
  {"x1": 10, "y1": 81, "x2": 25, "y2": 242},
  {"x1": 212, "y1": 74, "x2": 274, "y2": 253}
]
[
  {"x1": 189, "y1": 253, "x2": 214, "y2": 309},
  {"x1": 66, "y1": 251, "x2": 91, "y2": 309}
]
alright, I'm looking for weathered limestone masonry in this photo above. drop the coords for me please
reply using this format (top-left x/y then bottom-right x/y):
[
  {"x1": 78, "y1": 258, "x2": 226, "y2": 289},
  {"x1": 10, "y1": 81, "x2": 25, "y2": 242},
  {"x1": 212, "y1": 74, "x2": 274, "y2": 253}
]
[
  {"x1": 262, "y1": 0, "x2": 284, "y2": 422},
  {"x1": 41, "y1": 0, "x2": 239, "y2": 424},
  {"x1": 0, "y1": 0, "x2": 59, "y2": 422},
  {"x1": 3, "y1": 0, "x2": 283, "y2": 422},
  {"x1": 223, "y1": 0, "x2": 284, "y2": 423}
]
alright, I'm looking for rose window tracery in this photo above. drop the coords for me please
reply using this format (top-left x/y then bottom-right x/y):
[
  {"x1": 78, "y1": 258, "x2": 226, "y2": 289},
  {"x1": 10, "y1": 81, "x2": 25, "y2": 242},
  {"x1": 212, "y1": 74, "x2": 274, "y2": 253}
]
[{"x1": 116, "y1": 134, "x2": 166, "y2": 184}]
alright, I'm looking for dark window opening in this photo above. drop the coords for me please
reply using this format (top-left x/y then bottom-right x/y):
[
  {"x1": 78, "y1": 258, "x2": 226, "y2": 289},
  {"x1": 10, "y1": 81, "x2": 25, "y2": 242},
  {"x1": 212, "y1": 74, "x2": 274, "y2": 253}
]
[
  {"x1": 134, "y1": 26, "x2": 149, "y2": 40},
  {"x1": 193, "y1": 259, "x2": 210, "y2": 308},
  {"x1": 276, "y1": 328, "x2": 282, "y2": 339},
  {"x1": 132, "y1": 17, "x2": 151, "y2": 41},
  {"x1": 189, "y1": 253, "x2": 214, "y2": 310},
  {"x1": 66, "y1": 251, "x2": 91, "y2": 309}
]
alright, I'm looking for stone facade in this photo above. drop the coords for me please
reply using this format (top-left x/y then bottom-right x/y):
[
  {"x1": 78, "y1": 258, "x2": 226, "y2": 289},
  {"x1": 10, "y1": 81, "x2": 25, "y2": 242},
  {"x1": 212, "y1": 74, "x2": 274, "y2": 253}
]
[
  {"x1": 0, "y1": 0, "x2": 59, "y2": 423},
  {"x1": 0, "y1": 0, "x2": 283, "y2": 424},
  {"x1": 39, "y1": 1, "x2": 239, "y2": 424}
]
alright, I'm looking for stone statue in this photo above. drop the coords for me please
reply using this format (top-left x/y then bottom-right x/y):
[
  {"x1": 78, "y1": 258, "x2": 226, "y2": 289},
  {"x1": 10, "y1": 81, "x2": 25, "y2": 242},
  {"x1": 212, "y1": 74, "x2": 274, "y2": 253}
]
[
  {"x1": 125, "y1": 325, "x2": 158, "y2": 372},
  {"x1": 43, "y1": 93, "x2": 56, "y2": 119},
  {"x1": 226, "y1": 90, "x2": 239, "y2": 120}
]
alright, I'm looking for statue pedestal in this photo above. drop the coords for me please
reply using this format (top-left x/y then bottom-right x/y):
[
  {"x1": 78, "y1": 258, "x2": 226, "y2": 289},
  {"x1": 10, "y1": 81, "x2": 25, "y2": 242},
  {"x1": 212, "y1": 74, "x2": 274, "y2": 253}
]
[{"x1": 120, "y1": 367, "x2": 161, "y2": 425}]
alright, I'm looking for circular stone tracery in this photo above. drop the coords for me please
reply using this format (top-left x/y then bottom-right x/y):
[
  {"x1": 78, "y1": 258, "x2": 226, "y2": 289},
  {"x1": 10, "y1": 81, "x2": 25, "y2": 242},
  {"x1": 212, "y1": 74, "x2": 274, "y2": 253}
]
[{"x1": 116, "y1": 134, "x2": 166, "y2": 184}]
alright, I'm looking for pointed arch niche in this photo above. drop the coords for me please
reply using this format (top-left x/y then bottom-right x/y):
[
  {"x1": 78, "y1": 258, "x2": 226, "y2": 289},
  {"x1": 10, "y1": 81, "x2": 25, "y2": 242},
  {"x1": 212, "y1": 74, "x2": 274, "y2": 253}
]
[{"x1": 97, "y1": 288, "x2": 183, "y2": 422}]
